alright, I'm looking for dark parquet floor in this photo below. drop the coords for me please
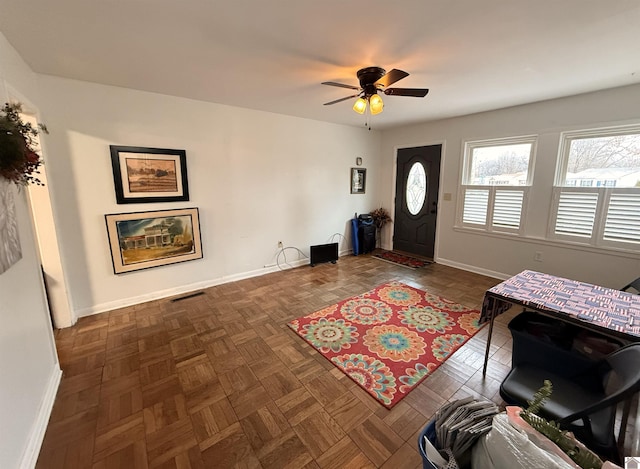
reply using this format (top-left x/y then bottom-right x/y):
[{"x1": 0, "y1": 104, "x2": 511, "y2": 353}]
[{"x1": 35, "y1": 255, "x2": 631, "y2": 468}]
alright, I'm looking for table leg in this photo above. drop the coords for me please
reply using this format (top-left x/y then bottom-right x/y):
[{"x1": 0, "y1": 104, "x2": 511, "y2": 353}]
[{"x1": 482, "y1": 313, "x2": 495, "y2": 377}]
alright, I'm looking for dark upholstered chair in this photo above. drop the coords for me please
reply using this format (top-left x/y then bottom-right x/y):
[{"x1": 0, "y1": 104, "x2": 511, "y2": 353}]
[
  {"x1": 500, "y1": 343, "x2": 640, "y2": 463},
  {"x1": 621, "y1": 277, "x2": 640, "y2": 294}
]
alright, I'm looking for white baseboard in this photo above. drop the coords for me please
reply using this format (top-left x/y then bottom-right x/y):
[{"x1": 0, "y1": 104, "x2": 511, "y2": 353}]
[
  {"x1": 20, "y1": 366, "x2": 62, "y2": 469},
  {"x1": 76, "y1": 253, "x2": 503, "y2": 320},
  {"x1": 76, "y1": 266, "x2": 283, "y2": 317},
  {"x1": 76, "y1": 251, "x2": 354, "y2": 318},
  {"x1": 436, "y1": 257, "x2": 508, "y2": 281}
]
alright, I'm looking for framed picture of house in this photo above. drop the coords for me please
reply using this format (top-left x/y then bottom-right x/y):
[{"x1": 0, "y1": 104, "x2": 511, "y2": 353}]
[
  {"x1": 105, "y1": 207, "x2": 202, "y2": 274},
  {"x1": 110, "y1": 145, "x2": 189, "y2": 204},
  {"x1": 351, "y1": 167, "x2": 366, "y2": 194}
]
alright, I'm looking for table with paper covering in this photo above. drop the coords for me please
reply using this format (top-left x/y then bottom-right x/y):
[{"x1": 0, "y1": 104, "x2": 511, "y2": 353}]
[
  {"x1": 480, "y1": 270, "x2": 640, "y2": 372},
  {"x1": 479, "y1": 269, "x2": 640, "y2": 455}
]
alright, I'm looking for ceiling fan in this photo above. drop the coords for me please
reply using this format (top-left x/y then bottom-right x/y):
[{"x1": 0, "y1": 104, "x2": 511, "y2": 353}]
[{"x1": 322, "y1": 66, "x2": 429, "y2": 115}]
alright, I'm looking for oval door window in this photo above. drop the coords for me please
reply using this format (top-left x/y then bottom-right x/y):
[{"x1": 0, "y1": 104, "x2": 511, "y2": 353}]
[{"x1": 406, "y1": 162, "x2": 427, "y2": 215}]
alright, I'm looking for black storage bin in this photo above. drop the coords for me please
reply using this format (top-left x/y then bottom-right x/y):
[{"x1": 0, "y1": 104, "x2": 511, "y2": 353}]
[
  {"x1": 358, "y1": 224, "x2": 375, "y2": 253},
  {"x1": 357, "y1": 214, "x2": 376, "y2": 254},
  {"x1": 509, "y1": 311, "x2": 603, "y2": 378}
]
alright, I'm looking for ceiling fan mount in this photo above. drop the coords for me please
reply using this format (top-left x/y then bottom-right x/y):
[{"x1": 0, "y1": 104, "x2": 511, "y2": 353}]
[
  {"x1": 357, "y1": 66, "x2": 386, "y2": 96},
  {"x1": 321, "y1": 66, "x2": 429, "y2": 112}
]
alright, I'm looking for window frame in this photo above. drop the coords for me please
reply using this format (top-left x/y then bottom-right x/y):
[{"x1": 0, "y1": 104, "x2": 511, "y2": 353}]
[
  {"x1": 549, "y1": 125, "x2": 640, "y2": 249},
  {"x1": 456, "y1": 135, "x2": 538, "y2": 235}
]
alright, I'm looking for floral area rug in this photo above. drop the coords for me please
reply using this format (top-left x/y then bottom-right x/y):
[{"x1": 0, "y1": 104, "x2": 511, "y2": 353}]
[
  {"x1": 287, "y1": 281, "x2": 482, "y2": 408},
  {"x1": 372, "y1": 250, "x2": 432, "y2": 269}
]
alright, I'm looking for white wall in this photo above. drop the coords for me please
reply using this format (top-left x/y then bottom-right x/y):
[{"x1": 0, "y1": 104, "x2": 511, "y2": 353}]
[
  {"x1": 0, "y1": 33, "x2": 61, "y2": 469},
  {"x1": 381, "y1": 84, "x2": 640, "y2": 288},
  {"x1": 37, "y1": 76, "x2": 383, "y2": 317}
]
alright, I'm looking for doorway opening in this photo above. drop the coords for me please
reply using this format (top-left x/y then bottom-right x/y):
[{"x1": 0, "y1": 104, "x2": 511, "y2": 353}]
[{"x1": 15, "y1": 100, "x2": 74, "y2": 328}]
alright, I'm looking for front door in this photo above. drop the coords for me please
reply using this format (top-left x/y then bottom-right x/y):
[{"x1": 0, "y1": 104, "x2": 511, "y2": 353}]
[{"x1": 393, "y1": 145, "x2": 441, "y2": 259}]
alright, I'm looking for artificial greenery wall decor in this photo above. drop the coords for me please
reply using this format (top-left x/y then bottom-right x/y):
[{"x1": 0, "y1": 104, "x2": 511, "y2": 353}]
[{"x1": 0, "y1": 102, "x2": 48, "y2": 186}]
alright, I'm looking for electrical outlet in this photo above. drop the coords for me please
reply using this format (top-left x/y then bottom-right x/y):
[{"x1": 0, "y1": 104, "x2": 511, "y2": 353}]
[
  {"x1": 278, "y1": 241, "x2": 283, "y2": 248},
  {"x1": 534, "y1": 251, "x2": 543, "y2": 262}
]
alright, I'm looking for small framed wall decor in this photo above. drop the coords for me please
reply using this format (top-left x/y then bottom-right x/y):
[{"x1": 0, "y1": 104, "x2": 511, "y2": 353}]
[
  {"x1": 351, "y1": 167, "x2": 366, "y2": 194},
  {"x1": 105, "y1": 207, "x2": 202, "y2": 274},
  {"x1": 110, "y1": 145, "x2": 189, "y2": 204}
]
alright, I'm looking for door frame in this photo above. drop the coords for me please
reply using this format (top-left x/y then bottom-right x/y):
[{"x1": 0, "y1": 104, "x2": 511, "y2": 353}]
[
  {"x1": 6, "y1": 84, "x2": 75, "y2": 328},
  {"x1": 391, "y1": 140, "x2": 446, "y2": 261}
]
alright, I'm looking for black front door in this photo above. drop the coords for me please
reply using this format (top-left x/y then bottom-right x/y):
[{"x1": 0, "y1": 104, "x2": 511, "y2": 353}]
[{"x1": 393, "y1": 145, "x2": 441, "y2": 259}]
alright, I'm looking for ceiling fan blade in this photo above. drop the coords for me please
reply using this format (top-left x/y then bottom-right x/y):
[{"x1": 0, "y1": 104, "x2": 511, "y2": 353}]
[
  {"x1": 321, "y1": 81, "x2": 360, "y2": 90},
  {"x1": 374, "y1": 69, "x2": 409, "y2": 88},
  {"x1": 384, "y1": 88, "x2": 429, "y2": 97},
  {"x1": 324, "y1": 94, "x2": 360, "y2": 106}
]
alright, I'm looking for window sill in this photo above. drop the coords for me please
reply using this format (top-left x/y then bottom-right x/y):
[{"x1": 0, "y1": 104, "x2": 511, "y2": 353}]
[{"x1": 452, "y1": 226, "x2": 640, "y2": 260}]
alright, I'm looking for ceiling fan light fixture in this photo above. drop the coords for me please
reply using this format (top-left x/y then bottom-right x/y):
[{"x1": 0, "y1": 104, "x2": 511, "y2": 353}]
[
  {"x1": 353, "y1": 97, "x2": 367, "y2": 114},
  {"x1": 369, "y1": 94, "x2": 384, "y2": 115},
  {"x1": 323, "y1": 67, "x2": 427, "y2": 114}
]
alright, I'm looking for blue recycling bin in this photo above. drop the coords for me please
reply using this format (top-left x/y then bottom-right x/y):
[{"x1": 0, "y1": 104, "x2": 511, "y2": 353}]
[{"x1": 417, "y1": 420, "x2": 438, "y2": 469}]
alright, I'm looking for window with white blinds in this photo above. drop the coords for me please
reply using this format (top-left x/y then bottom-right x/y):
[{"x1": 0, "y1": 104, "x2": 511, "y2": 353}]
[
  {"x1": 458, "y1": 136, "x2": 536, "y2": 233},
  {"x1": 551, "y1": 126, "x2": 640, "y2": 248}
]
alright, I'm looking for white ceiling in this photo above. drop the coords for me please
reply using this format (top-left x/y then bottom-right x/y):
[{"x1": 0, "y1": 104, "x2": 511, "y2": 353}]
[{"x1": 1, "y1": 0, "x2": 639, "y2": 129}]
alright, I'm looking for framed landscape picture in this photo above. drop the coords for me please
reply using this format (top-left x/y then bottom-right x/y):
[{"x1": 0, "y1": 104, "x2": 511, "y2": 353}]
[
  {"x1": 110, "y1": 145, "x2": 189, "y2": 204},
  {"x1": 105, "y1": 207, "x2": 202, "y2": 274},
  {"x1": 351, "y1": 167, "x2": 366, "y2": 194}
]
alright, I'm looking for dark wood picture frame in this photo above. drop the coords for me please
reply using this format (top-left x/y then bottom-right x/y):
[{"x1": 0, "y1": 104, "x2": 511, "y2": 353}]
[
  {"x1": 105, "y1": 207, "x2": 202, "y2": 274},
  {"x1": 110, "y1": 145, "x2": 189, "y2": 204},
  {"x1": 351, "y1": 167, "x2": 366, "y2": 194}
]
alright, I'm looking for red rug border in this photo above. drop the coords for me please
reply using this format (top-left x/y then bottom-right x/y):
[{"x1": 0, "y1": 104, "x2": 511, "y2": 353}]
[
  {"x1": 286, "y1": 282, "x2": 485, "y2": 409},
  {"x1": 372, "y1": 250, "x2": 432, "y2": 269}
]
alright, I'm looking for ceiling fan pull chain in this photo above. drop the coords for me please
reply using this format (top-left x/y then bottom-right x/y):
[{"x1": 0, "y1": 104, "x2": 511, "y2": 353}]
[{"x1": 364, "y1": 105, "x2": 371, "y2": 130}]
